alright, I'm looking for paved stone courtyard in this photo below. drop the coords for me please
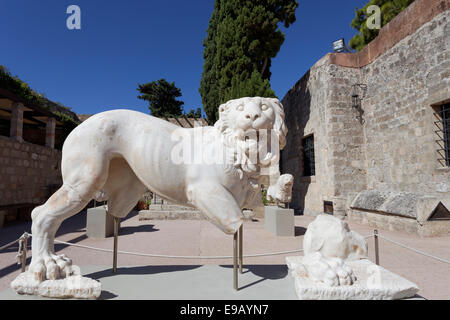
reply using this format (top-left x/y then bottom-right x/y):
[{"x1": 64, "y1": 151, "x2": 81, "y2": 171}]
[{"x1": 0, "y1": 211, "x2": 449, "y2": 299}]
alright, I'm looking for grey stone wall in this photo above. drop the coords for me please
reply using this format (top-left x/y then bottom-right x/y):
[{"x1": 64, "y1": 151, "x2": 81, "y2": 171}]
[
  {"x1": 0, "y1": 135, "x2": 62, "y2": 206},
  {"x1": 281, "y1": 9, "x2": 450, "y2": 235},
  {"x1": 281, "y1": 55, "x2": 366, "y2": 217},
  {"x1": 281, "y1": 58, "x2": 335, "y2": 215},
  {"x1": 359, "y1": 11, "x2": 450, "y2": 195}
]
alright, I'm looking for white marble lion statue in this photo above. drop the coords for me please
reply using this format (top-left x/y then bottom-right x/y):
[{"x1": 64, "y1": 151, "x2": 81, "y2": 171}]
[
  {"x1": 13, "y1": 97, "x2": 291, "y2": 296},
  {"x1": 267, "y1": 174, "x2": 294, "y2": 206},
  {"x1": 301, "y1": 214, "x2": 368, "y2": 286}
]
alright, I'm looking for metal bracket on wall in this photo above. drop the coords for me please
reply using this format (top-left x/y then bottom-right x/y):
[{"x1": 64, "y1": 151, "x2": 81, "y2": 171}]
[{"x1": 351, "y1": 83, "x2": 367, "y2": 124}]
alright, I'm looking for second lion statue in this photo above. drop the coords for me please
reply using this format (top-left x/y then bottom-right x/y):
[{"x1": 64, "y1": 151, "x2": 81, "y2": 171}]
[{"x1": 17, "y1": 97, "x2": 292, "y2": 293}]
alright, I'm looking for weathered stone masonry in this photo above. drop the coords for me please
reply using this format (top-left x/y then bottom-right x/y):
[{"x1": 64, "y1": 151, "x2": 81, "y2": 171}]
[
  {"x1": 0, "y1": 88, "x2": 79, "y2": 227},
  {"x1": 281, "y1": 0, "x2": 450, "y2": 236},
  {"x1": 0, "y1": 136, "x2": 62, "y2": 206}
]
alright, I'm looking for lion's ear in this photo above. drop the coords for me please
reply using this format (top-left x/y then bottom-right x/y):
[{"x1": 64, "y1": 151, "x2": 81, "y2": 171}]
[
  {"x1": 218, "y1": 101, "x2": 231, "y2": 114},
  {"x1": 218, "y1": 103, "x2": 225, "y2": 113},
  {"x1": 214, "y1": 101, "x2": 230, "y2": 132}
]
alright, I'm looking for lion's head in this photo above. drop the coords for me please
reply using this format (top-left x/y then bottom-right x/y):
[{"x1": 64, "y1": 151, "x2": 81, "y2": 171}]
[
  {"x1": 214, "y1": 97, "x2": 288, "y2": 174},
  {"x1": 214, "y1": 97, "x2": 287, "y2": 148},
  {"x1": 267, "y1": 174, "x2": 294, "y2": 205}
]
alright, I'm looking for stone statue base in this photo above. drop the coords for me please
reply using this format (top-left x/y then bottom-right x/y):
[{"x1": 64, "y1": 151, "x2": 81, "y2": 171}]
[
  {"x1": 264, "y1": 206, "x2": 294, "y2": 236},
  {"x1": 11, "y1": 272, "x2": 101, "y2": 299},
  {"x1": 286, "y1": 256, "x2": 419, "y2": 300}
]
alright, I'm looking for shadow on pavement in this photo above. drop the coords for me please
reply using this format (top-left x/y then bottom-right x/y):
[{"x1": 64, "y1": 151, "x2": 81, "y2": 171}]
[
  {"x1": 119, "y1": 224, "x2": 159, "y2": 236},
  {"x1": 295, "y1": 226, "x2": 307, "y2": 236},
  {"x1": 99, "y1": 290, "x2": 118, "y2": 300},
  {"x1": 84, "y1": 265, "x2": 203, "y2": 280},
  {"x1": 0, "y1": 209, "x2": 141, "y2": 249},
  {"x1": 219, "y1": 264, "x2": 288, "y2": 290}
]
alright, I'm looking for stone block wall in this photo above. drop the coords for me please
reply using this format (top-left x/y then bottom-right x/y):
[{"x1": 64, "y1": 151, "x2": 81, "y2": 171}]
[
  {"x1": 0, "y1": 135, "x2": 62, "y2": 206},
  {"x1": 281, "y1": 58, "x2": 335, "y2": 215},
  {"x1": 359, "y1": 9, "x2": 450, "y2": 195},
  {"x1": 281, "y1": 55, "x2": 366, "y2": 217},
  {"x1": 280, "y1": 0, "x2": 449, "y2": 235}
]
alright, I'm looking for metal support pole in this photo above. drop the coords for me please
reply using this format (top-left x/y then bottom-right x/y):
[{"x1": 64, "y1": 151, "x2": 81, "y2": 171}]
[
  {"x1": 238, "y1": 224, "x2": 243, "y2": 274},
  {"x1": 374, "y1": 229, "x2": 379, "y2": 265},
  {"x1": 233, "y1": 231, "x2": 238, "y2": 291},
  {"x1": 21, "y1": 234, "x2": 28, "y2": 272},
  {"x1": 113, "y1": 217, "x2": 120, "y2": 273}
]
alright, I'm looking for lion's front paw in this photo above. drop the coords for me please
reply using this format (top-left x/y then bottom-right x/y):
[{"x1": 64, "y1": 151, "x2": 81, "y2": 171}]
[
  {"x1": 30, "y1": 254, "x2": 78, "y2": 282},
  {"x1": 302, "y1": 252, "x2": 356, "y2": 286}
]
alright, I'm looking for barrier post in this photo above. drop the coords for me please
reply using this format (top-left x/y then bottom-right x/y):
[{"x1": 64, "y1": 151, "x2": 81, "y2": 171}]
[
  {"x1": 238, "y1": 224, "x2": 243, "y2": 274},
  {"x1": 374, "y1": 229, "x2": 379, "y2": 265},
  {"x1": 113, "y1": 217, "x2": 120, "y2": 273},
  {"x1": 21, "y1": 233, "x2": 28, "y2": 272},
  {"x1": 233, "y1": 231, "x2": 238, "y2": 290}
]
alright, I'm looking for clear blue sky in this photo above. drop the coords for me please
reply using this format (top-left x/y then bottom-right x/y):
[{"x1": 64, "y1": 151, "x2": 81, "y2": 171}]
[{"x1": 0, "y1": 0, "x2": 366, "y2": 117}]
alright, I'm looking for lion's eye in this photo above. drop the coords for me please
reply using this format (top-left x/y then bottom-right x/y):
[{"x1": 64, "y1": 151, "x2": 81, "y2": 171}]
[
  {"x1": 261, "y1": 104, "x2": 268, "y2": 111},
  {"x1": 237, "y1": 105, "x2": 244, "y2": 111}
]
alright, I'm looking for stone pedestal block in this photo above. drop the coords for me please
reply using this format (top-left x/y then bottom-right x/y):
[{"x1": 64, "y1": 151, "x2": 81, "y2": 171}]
[
  {"x1": 86, "y1": 206, "x2": 114, "y2": 238},
  {"x1": 264, "y1": 206, "x2": 295, "y2": 236},
  {"x1": 286, "y1": 256, "x2": 419, "y2": 300}
]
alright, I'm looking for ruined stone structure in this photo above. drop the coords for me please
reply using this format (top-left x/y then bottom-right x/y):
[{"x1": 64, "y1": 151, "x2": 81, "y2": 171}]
[
  {"x1": 281, "y1": 0, "x2": 450, "y2": 236},
  {"x1": 0, "y1": 89, "x2": 79, "y2": 227},
  {"x1": 0, "y1": 136, "x2": 62, "y2": 207}
]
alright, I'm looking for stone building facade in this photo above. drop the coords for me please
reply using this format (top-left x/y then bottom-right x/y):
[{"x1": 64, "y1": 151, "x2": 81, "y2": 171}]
[
  {"x1": 281, "y1": 0, "x2": 450, "y2": 236},
  {"x1": 0, "y1": 89, "x2": 79, "y2": 227},
  {"x1": 0, "y1": 136, "x2": 62, "y2": 206}
]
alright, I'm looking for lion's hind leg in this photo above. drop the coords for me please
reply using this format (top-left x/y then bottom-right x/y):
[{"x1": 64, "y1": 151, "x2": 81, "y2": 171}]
[{"x1": 30, "y1": 184, "x2": 94, "y2": 281}]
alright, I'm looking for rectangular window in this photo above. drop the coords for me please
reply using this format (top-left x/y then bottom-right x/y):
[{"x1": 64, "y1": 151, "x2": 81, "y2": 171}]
[
  {"x1": 442, "y1": 104, "x2": 450, "y2": 167},
  {"x1": 302, "y1": 135, "x2": 315, "y2": 176},
  {"x1": 324, "y1": 201, "x2": 333, "y2": 215},
  {"x1": 435, "y1": 103, "x2": 450, "y2": 167}
]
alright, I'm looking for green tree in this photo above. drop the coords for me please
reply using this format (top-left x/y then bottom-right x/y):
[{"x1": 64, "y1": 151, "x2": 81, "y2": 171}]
[
  {"x1": 137, "y1": 79, "x2": 184, "y2": 117},
  {"x1": 349, "y1": 0, "x2": 415, "y2": 52},
  {"x1": 0, "y1": 65, "x2": 79, "y2": 127},
  {"x1": 185, "y1": 107, "x2": 203, "y2": 118},
  {"x1": 223, "y1": 70, "x2": 275, "y2": 102},
  {"x1": 200, "y1": 0, "x2": 298, "y2": 123}
]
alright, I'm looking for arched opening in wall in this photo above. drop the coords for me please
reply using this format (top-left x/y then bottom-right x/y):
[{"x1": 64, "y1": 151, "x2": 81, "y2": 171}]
[
  {"x1": 22, "y1": 121, "x2": 46, "y2": 146},
  {"x1": 301, "y1": 134, "x2": 315, "y2": 176},
  {"x1": 0, "y1": 98, "x2": 12, "y2": 137},
  {"x1": 0, "y1": 117, "x2": 10, "y2": 137},
  {"x1": 324, "y1": 201, "x2": 334, "y2": 215},
  {"x1": 54, "y1": 128, "x2": 65, "y2": 150},
  {"x1": 54, "y1": 125, "x2": 74, "y2": 150}
]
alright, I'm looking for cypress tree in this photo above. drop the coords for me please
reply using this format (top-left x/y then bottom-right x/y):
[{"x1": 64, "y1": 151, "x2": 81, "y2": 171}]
[{"x1": 200, "y1": 0, "x2": 298, "y2": 123}]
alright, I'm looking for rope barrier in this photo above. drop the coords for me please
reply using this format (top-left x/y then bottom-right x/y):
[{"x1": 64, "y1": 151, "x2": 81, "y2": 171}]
[
  {"x1": 3, "y1": 231, "x2": 450, "y2": 264},
  {"x1": 52, "y1": 238, "x2": 304, "y2": 259},
  {"x1": 0, "y1": 238, "x2": 20, "y2": 252},
  {"x1": 377, "y1": 234, "x2": 450, "y2": 265}
]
